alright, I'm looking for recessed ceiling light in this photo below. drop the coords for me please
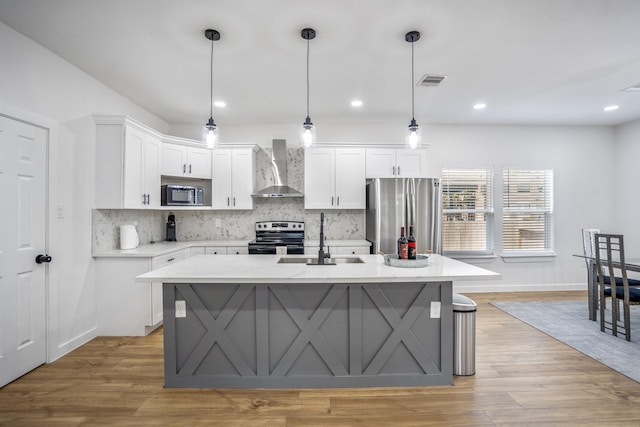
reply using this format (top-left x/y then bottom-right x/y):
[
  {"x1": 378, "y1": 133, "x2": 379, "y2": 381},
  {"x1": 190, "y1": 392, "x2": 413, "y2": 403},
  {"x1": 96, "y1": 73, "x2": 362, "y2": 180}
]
[
  {"x1": 351, "y1": 100, "x2": 363, "y2": 107},
  {"x1": 473, "y1": 103, "x2": 487, "y2": 110},
  {"x1": 603, "y1": 105, "x2": 619, "y2": 112},
  {"x1": 214, "y1": 101, "x2": 226, "y2": 108}
]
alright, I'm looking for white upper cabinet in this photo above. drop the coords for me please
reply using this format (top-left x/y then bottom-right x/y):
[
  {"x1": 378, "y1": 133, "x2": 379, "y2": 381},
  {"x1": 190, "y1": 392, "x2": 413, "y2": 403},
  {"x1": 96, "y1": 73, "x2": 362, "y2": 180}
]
[
  {"x1": 365, "y1": 148, "x2": 427, "y2": 178},
  {"x1": 96, "y1": 117, "x2": 161, "y2": 209},
  {"x1": 304, "y1": 147, "x2": 365, "y2": 209},
  {"x1": 212, "y1": 147, "x2": 256, "y2": 210},
  {"x1": 161, "y1": 142, "x2": 211, "y2": 179}
]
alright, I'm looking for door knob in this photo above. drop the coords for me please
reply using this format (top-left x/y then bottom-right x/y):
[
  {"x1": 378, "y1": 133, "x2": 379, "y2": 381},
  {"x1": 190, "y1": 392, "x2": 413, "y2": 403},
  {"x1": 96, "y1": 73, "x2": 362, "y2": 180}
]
[{"x1": 35, "y1": 254, "x2": 52, "y2": 264}]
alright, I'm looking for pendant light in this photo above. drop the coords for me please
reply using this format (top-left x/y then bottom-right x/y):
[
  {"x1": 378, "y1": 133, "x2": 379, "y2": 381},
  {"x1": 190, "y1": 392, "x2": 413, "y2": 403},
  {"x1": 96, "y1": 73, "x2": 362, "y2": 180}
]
[
  {"x1": 405, "y1": 31, "x2": 421, "y2": 149},
  {"x1": 300, "y1": 28, "x2": 316, "y2": 148},
  {"x1": 203, "y1": 29, "x2": 220, "y2": 148}
]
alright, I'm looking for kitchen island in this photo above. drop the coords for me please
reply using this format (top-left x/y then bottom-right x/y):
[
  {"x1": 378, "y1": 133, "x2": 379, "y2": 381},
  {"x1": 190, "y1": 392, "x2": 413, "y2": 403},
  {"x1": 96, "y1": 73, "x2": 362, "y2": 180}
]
[{"x1": 137, "y1": 253, "x2": 498, "y2": 388}]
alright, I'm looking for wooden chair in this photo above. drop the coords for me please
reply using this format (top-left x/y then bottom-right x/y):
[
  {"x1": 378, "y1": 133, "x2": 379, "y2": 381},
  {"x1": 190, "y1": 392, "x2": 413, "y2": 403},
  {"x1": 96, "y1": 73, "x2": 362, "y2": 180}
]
[{"x1": 595, "y1": 233, "x2": 640, "y2": 341}]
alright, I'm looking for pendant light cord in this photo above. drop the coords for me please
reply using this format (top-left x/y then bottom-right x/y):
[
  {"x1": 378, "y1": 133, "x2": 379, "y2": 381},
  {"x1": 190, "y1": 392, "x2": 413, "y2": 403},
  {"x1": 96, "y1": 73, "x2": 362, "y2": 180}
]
[
  {"x1": 306, "y1": 37, "x2": 310, "y2": 118},
  {"x1": 411, "y1": 40, "x2": 415, "y2": 121},
  {"x1": 210, "y1": 37, "x2": 214, "y2": 119}
]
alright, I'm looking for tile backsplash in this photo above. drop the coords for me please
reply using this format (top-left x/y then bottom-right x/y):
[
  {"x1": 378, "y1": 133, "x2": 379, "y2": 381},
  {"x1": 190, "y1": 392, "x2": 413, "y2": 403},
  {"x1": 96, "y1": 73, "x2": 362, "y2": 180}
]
[{"x1": 92, "y1": 146, "x2": 365, "y2": 252}]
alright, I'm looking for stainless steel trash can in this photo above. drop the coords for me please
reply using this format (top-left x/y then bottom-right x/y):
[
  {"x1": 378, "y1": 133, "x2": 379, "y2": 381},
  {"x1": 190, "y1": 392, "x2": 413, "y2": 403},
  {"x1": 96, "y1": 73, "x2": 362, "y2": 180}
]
[{"x1": 453, "y1": 293, "x2": 477, "y2": 376}]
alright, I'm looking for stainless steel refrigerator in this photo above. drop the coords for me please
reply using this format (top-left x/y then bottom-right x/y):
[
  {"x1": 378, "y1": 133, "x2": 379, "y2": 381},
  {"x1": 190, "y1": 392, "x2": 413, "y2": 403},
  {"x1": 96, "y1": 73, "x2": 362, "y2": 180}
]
[{"x1": 365, "y1": 178, "x2": 442, "y2": 255}]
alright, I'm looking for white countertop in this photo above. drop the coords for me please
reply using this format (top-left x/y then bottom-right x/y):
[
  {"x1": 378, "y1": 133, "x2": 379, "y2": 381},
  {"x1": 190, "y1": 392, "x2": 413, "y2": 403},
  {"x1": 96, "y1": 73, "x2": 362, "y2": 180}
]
[
  {"x1": 93, "y1": 239, "x2": 371, "y2": 258},
  {"x1": 136, "y1": 254, "x2": 500, "y2": 284}
]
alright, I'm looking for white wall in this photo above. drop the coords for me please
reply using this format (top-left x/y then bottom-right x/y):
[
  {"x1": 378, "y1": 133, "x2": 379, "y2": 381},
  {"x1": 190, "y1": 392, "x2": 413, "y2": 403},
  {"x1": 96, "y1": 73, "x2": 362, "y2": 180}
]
[
  {"x1": 0, "y1": 22, "x2": 168, "y2": 362},
  {"x1": 614, "y1": 119, "x2": 640, "y2": 255}
]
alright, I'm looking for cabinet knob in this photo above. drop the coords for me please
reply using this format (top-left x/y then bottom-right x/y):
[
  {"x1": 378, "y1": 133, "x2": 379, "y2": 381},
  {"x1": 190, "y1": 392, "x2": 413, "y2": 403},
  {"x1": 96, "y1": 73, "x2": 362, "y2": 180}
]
[
  {"x1": 183, "y1": 164, "x2": 186, "y2": 174},
  {"x1": 398, "y1": 166, "x2": 401, "y2": 176}
]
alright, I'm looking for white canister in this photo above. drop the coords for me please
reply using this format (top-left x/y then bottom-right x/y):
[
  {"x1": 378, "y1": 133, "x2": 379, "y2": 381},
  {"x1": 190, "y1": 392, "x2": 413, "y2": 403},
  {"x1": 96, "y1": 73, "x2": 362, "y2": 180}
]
[{"x1": 120, "y1": 224, "x2": 139, "y2": 250}]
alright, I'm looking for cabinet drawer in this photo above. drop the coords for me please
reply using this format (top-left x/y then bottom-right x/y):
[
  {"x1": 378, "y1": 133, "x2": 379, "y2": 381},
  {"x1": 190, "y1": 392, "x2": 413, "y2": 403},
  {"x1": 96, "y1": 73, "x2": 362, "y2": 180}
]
[
  {"x1": 152, "y1": 250, "x2": 186, "y2": 269},
  {"x1": 332, "y1": 246, "x2": 370, "y2": 255},
  {"x1": 205, "y1": 247, "x2": 227, "y2": 255},
  {"x1": 227, "y1": 246, "x2": 248, "y2": 255}
]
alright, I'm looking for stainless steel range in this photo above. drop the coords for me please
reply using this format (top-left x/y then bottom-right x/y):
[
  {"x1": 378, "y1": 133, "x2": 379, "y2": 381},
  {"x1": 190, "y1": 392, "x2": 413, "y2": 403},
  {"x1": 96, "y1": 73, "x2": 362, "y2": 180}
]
[{"x1": 248, "y1": 221, "x2": 305, "y2": 255}]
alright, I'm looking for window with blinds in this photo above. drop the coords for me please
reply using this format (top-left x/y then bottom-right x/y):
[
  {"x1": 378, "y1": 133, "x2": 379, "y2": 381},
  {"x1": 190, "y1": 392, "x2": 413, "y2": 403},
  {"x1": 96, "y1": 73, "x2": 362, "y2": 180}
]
[
  {"x1": 502, "y1": 169, "x2": 553, "y2": 253},
  {"x1": 442, "y1": 169, "x2": 494, "y2": 256}
]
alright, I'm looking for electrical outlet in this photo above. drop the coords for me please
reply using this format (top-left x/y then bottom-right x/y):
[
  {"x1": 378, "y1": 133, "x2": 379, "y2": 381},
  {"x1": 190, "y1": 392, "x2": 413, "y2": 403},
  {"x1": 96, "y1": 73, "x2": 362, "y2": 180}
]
[
  {"x1": 175, "y1": 300, "x2": 187, "y2": 318},
  {"x1": 430, "y1": 301, "x2": 441, "y2": 318},
  {"x1": 215, "y1": 219, "x2": 221, "y2": 227}
]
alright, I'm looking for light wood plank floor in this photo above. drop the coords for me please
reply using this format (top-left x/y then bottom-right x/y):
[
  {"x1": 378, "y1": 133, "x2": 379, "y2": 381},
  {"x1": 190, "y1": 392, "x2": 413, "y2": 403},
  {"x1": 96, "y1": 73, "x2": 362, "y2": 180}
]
[{"x1": 2, "y1": 291, "x2": 640, "y2": 426}]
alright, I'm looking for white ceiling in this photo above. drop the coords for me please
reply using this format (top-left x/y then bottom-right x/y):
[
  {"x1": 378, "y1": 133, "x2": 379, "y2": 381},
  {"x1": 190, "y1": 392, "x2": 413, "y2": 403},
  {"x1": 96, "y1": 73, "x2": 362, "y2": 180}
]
[{"x1": 2, "y1": 0, "x2": 640, "y2": 127}]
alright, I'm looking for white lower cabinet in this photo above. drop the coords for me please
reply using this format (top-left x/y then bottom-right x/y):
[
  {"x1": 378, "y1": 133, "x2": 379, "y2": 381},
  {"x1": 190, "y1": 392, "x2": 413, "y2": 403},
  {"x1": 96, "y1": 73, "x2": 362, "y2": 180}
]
[
  {"x1": 204, "y1": 246, "x2": 249, "y2": 255},
  {"x1": 305, "y1": 244, "x2": 370, "y2": 256},
  {"x1": 331, "y1": 246, "x2": 370, "y2": 255},
  {"x1": 226, "y1": 246, "x2": 249, "y2": 255},
  {"x1": 95, "y1": 248, "x2": 186, "y2": 336}
]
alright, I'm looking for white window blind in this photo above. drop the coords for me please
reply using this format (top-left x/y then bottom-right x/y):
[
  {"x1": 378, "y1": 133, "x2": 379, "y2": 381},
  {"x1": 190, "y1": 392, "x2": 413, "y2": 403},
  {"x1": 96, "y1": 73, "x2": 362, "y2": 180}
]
[
  {"x1": 502, "y1": 169, "x2": 553, "y2": 253},
  {"x1": 442, "y1": 169, "x2": 494, "y2": 255}
]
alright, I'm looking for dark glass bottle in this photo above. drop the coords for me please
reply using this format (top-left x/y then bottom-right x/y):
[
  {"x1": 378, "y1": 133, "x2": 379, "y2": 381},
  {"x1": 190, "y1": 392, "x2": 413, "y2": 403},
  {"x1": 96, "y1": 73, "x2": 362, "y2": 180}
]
[
  {"x1": 397, "y1": 226, "x2": 408, "y2": 259},
  {"x1": 408, "y1": 224, "x2": 417, "y2": 260}
]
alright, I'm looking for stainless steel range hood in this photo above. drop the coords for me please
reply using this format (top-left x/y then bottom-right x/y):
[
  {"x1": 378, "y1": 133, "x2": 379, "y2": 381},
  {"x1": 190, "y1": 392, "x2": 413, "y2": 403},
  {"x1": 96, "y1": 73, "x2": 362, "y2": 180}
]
[{"x1": 252, "y1": 139, "x2": 303, "y2": 198}]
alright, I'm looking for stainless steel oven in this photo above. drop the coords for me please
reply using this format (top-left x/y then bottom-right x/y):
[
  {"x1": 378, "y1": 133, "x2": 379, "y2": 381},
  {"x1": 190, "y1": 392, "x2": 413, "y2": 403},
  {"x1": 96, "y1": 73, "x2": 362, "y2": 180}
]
[{"x1": 248, "y1": 221, "x2": 305, "y2": 254}]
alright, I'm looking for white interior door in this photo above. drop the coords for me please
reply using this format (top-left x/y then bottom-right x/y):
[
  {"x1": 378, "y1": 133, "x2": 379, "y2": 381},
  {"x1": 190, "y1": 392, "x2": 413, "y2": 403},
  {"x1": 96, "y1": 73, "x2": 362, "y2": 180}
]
[{"x1": 0, "y1": 115, "x2": 48, "y2": 388}]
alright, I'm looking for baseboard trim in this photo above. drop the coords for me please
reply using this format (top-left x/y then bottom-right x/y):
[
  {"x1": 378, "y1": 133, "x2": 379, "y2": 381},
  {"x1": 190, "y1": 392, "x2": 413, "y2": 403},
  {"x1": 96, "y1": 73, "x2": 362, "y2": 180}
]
[
  {"x1": 48, "y1": 327, "x2": 98, "y2": 363},
  {"x1": 453, "y1": 282, "x2": 586, "y2": 294}
]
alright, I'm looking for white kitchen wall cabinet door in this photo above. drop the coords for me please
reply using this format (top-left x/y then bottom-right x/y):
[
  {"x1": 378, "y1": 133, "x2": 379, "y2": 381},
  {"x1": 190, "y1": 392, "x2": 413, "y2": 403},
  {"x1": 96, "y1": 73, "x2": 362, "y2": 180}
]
[
  {"x1": 211, "y1": 147, "x2": 256, "y2": 210},
  {"x1": 365, "y1": 148, "x2": 427, "y2": 178},
  {"x1": 335, "y1": 148, "x2": 366, "y2": 208},
  {"x1": 304, "y1": 148, "x2": 336, "y2": 209},
  {"x1": 161, "y1": 142, "x2": 211, "y2": 179},
  {"x1": 95, "y1": 117, "x2": 162, "y2": 209},
  {"x1": 230, "y1": 148, "x2": 256, "y2": 209},
  {"x1": 160, "y1": 143, "x2": 188, "y2": 177},
  {"x1": 124, "y1": 127, "x2": 161, "y2": 208},
  {"x1": 0, "y1": 116, "x2": 48, "y2": 388},
  {"x1": 305, "y1": 147, "x2": 365, "y2": 209}
]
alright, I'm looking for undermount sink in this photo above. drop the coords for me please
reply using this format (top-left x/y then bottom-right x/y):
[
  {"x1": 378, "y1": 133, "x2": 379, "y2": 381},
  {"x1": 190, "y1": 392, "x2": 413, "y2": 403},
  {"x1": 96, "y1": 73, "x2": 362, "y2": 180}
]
[{"x1": 277, "y1": 256, "x2": 364, "y2": 265}]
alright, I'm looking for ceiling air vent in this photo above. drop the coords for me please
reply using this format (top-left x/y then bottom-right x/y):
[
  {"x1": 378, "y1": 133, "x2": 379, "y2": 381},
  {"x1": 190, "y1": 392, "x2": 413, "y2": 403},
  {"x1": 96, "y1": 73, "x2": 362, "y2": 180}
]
[
  {"x1": 418, "y1": 74, "x2": 447, "y2": 87},
  {"x1": 621, "y1": 83, "x2": 640, "y2": 92}
]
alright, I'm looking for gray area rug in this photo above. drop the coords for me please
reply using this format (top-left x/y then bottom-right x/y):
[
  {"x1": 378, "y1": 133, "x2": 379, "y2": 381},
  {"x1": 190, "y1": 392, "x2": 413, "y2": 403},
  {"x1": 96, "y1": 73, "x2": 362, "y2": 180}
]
[{"x1": 491, "y1": 300, "x2": 640, "y2": 383}]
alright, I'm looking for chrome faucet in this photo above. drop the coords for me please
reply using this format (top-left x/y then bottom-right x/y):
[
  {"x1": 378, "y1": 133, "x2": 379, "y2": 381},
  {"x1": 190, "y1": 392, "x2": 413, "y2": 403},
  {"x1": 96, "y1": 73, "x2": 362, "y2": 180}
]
[{"x1": 317, "y1": 212, "x2": 331, "y2": 264}]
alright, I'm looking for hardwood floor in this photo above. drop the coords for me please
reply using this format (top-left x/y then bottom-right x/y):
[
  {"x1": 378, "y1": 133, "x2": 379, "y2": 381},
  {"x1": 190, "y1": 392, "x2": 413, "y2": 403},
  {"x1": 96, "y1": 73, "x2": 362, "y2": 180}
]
[{"x1": 2, "y1": 291, "x2": 640, "y2": 426}]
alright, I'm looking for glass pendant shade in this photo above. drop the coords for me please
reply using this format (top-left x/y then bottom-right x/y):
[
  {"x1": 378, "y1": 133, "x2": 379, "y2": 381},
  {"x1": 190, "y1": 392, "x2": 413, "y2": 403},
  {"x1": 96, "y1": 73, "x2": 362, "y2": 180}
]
[
  {"x1": 301, "y1": 116, "x2": 316, "y2": 148},
  {"x1": 203, "y1": 117, "x2": 217, "y2": 148},
  {"x1": 405, "y1": 118, "x2": 421, "y2": 149}
]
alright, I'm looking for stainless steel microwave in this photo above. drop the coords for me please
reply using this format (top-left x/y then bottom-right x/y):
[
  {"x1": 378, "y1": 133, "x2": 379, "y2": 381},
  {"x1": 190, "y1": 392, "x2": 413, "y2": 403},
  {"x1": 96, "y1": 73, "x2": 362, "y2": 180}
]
[{"x1": 161, "y1": 185, "x2": 204, "y2": 206}]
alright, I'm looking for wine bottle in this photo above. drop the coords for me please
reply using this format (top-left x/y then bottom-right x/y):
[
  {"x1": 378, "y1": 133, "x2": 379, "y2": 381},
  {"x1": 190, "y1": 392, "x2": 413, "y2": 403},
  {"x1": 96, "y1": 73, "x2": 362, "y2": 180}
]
[
  {"x1": 408, "y1": 224, "x2": 417, "y2": 260},
  {"x1": 397, "y1": 226, "x2": 408, "y2": 259}
]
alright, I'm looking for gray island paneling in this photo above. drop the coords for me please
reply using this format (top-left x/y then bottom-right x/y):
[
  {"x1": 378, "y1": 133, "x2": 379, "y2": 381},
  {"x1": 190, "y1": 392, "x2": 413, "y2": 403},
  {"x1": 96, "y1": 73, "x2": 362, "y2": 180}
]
[{"x1": 137, "y1": 254, "x2": 499, "y2": 388}]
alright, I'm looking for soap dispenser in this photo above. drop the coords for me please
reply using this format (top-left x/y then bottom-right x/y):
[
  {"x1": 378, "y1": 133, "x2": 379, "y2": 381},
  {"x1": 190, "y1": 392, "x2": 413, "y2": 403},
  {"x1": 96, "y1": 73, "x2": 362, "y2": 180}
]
[{"x1": 166, "y1": 213, "x2": 177, "y2": 241}]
